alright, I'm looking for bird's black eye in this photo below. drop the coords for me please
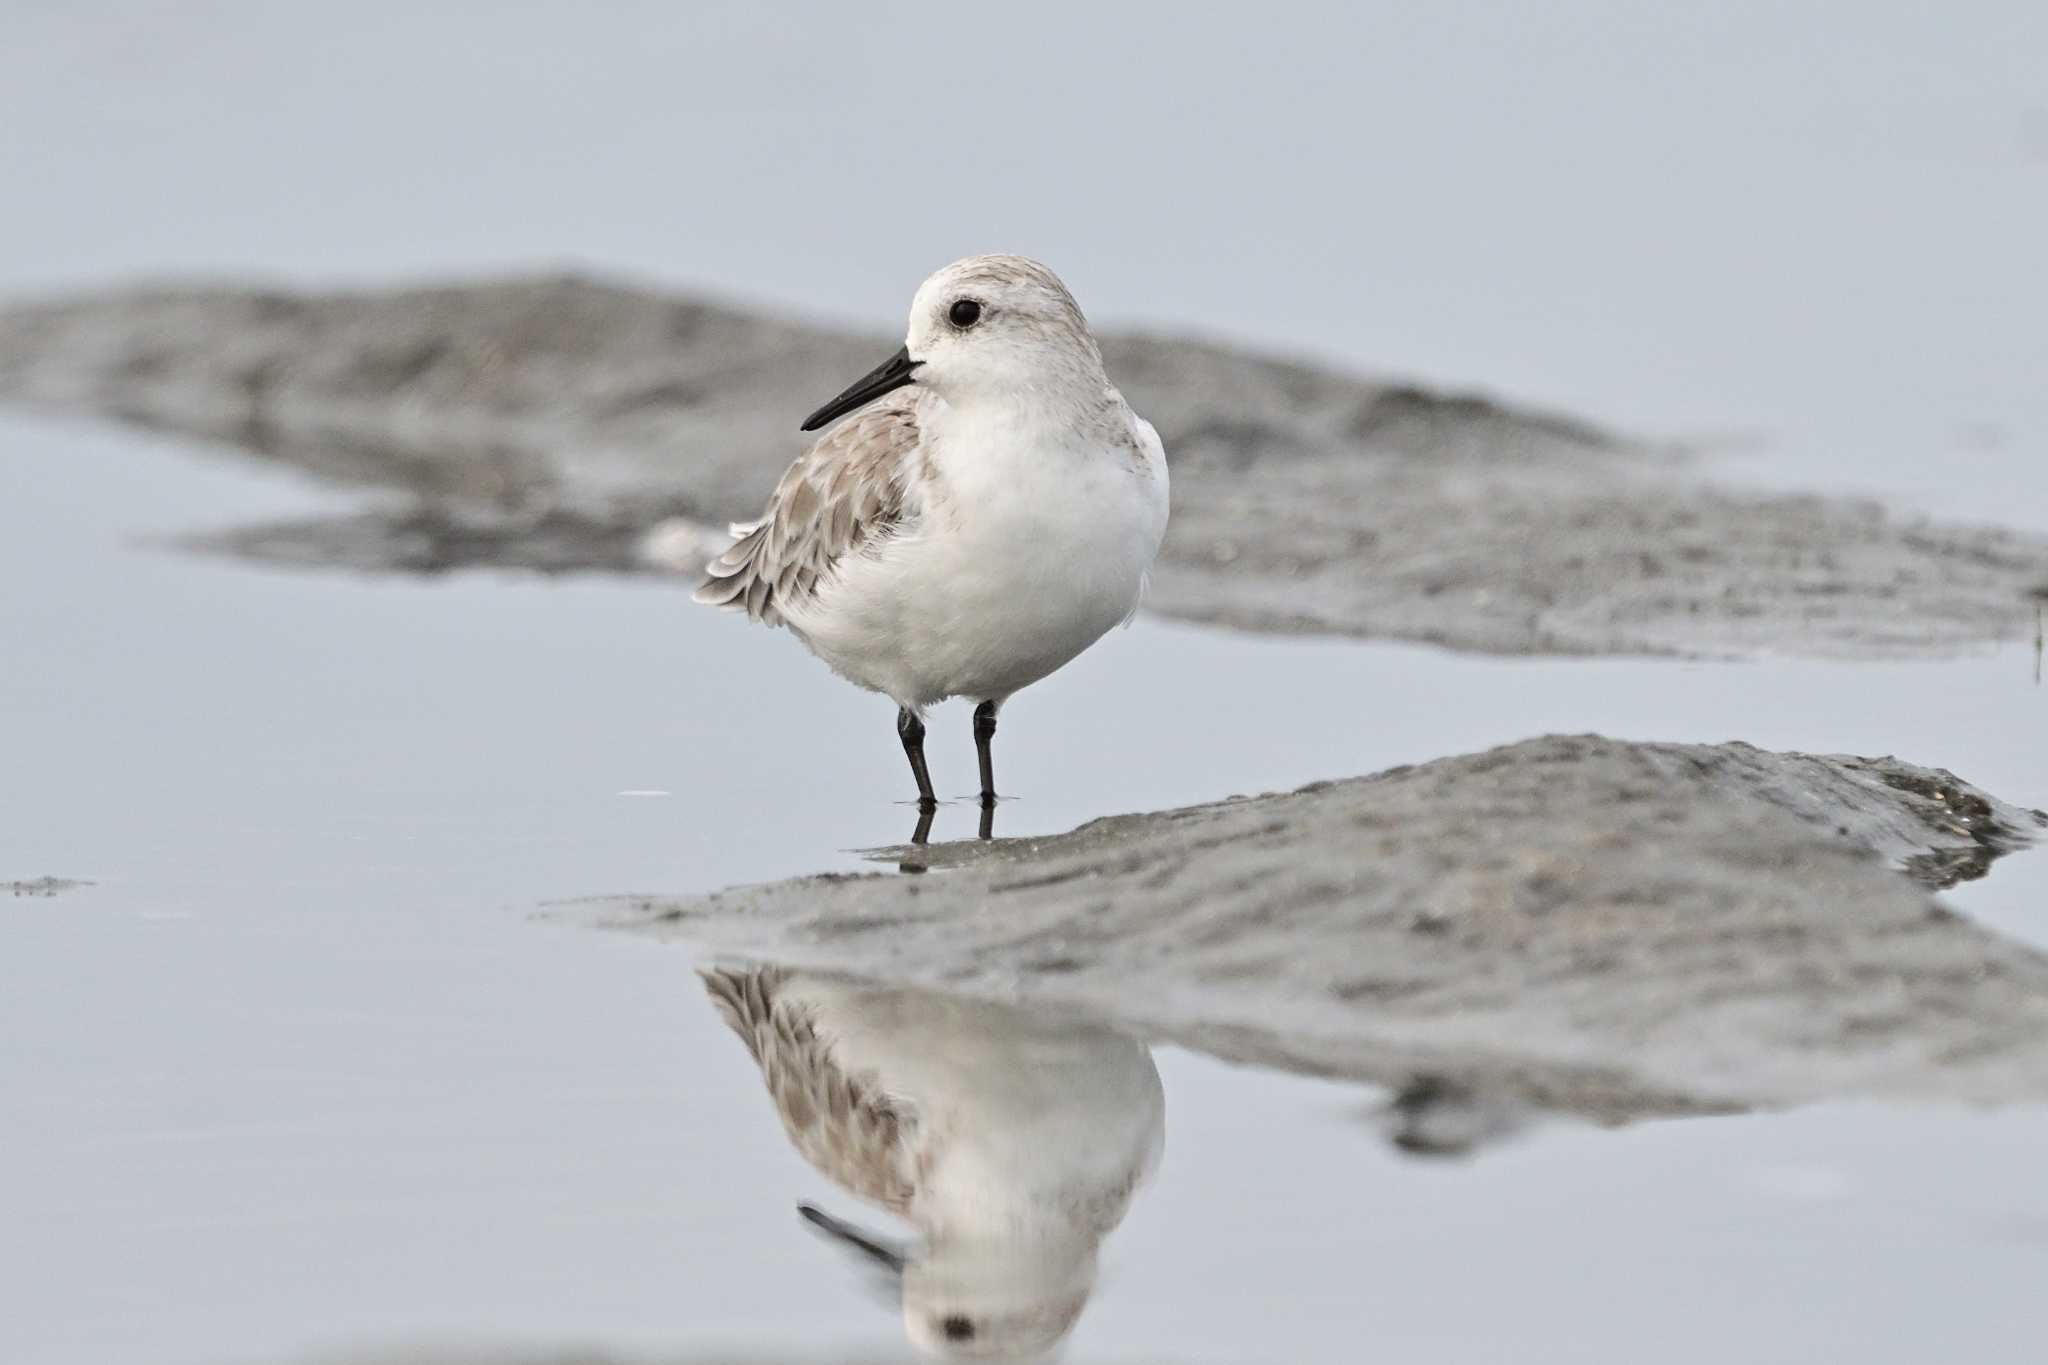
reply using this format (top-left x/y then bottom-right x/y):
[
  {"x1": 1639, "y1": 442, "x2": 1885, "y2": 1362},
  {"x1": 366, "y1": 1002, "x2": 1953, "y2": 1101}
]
[
  {"x1": 948, "y1": 299, "x2": 983, "y2": 329},
  {"x1": 941, "y1": 1315, "x2": 976, "y2": 1342}
]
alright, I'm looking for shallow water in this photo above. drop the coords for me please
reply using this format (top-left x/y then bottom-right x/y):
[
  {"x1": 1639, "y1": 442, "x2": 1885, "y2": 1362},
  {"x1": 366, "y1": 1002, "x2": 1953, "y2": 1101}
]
[
  {"x1": 4, "y1": 411, "x2": 2047, "y2": 1364},
  {"x1": 6, "y1": 5, "x2": 2048, "y2": 1354}
]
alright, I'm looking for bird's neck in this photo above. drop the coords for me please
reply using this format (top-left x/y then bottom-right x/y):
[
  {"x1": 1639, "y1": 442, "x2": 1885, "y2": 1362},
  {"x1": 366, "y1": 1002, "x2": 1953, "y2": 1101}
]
[{"x1": 926, "y1": 375, "x2": 1122, "y2": 453}]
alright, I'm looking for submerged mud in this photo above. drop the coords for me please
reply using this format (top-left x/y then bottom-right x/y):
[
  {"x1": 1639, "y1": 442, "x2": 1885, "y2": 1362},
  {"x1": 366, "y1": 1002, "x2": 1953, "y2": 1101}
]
[
  {"x1": 3, "y1": 275, "x2": 2043, "y2": 658},
  {"x1": 5, "y1": 876, "x2": 91, "y2": 897},
  {"x1": 586, "y1": 736, "x2": 2047, "y2": 1124}
]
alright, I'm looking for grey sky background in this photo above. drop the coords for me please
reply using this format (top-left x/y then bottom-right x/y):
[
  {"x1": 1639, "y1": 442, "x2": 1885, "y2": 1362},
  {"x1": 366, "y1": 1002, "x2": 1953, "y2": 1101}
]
[{"x1": 5, "y1": 1, "x2": 2044, "y2": 523}]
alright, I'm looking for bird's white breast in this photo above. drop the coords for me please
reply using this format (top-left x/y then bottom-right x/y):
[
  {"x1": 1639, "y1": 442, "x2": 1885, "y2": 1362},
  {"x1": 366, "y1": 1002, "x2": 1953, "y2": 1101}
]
[{"x1": 785, "y1": 398, "x2": 1168, "y2": 710}]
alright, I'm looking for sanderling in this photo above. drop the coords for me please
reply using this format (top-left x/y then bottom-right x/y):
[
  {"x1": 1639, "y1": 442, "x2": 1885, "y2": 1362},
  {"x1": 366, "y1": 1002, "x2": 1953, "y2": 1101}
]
[
  {"x1": 694, "y1": 255, "x2": 1170, "y2": 829},
  {"x1": 701, "y1": 966, "x2": 1164, "y2": 1360}
]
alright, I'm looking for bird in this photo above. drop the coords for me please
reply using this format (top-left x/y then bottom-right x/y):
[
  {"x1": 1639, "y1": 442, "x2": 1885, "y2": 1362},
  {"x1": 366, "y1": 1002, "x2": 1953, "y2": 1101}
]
[
  {"x1": 700, "y1": 965, "x2": 1165, "y2": 1360},
  {"x1": 694, "y1": 255, "x2": 1170, "y2": 831}
]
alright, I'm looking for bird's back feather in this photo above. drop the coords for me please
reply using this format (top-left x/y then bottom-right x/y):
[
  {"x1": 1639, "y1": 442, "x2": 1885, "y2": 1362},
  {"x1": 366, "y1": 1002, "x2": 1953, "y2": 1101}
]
[{"x1": 692, "y1": 395, "x2": 927, "y2": 627}]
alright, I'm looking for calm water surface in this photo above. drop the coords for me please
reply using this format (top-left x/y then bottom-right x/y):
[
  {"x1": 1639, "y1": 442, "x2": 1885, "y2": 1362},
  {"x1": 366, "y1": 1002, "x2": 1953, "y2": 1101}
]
[{"x1": 3, "y1": 413, "x2": 2045, "y2": 1364}]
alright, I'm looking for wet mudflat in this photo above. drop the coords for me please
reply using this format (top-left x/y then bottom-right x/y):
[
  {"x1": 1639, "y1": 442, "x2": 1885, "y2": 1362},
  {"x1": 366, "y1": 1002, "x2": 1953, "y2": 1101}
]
[
  {"x1": 4, "y1": 275, "x2": 2044, "y2": 660},
  {"x1": 598, "y1": 737, "x2": 2046, "y2": 1122}
]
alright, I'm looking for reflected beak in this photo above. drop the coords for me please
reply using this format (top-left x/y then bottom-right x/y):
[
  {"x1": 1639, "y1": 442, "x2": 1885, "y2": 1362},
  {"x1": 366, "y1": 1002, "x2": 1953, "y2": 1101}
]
[
  {"x1": 800, "y1": 346, "x2": 922, "y2": 432},
  {"x1": 799, "y1": 1201, "x2": 908, "y2": 1278}
]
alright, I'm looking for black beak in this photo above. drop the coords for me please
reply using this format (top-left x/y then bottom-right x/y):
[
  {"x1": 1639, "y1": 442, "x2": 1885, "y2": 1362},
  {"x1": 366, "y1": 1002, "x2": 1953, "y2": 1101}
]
[
  {"x1": 800, "y1": 346, "x2": 922, "y2": 432},
  {"x1": 798, "y1": 1202, "x2": 908, "y2": 1278}
]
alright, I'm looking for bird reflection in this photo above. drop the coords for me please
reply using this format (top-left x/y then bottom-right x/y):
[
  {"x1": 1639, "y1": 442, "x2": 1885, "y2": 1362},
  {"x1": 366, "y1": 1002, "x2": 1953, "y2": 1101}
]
[{"x1": 701, "y1": 966, "x2": 1165, "y2": 1359}]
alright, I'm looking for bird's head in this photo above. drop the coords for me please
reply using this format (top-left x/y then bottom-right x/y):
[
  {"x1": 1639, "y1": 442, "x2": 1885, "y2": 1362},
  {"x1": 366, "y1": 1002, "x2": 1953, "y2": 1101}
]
[{"x1": 801, "y1": 254, "x2": 1103, "y2": 432}]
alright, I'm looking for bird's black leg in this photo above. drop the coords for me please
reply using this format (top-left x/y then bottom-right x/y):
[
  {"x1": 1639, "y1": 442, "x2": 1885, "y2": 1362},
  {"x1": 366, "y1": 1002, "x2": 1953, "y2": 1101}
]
[
  {"x1": 898, "y1": 707, "x2": 937, "y2": 811},
  {"x1": 973, "y1": 701, "x2": 999, "y2": 808}
]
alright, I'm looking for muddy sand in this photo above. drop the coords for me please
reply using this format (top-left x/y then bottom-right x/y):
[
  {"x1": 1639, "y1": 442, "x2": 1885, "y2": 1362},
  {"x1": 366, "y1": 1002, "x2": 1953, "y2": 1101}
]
[
  {"x1": 584, "y1": 735, "x2": 2047, "y2": 1125},
  {"x1": 3, "y1": 275, "x2": 2043, "y2": 658}
]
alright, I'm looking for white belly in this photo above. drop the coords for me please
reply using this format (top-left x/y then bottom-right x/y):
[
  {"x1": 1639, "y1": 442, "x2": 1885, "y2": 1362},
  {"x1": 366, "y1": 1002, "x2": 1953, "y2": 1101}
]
[{"x1": 785, "y1": 433, "x2": 1166, "y2": 710}]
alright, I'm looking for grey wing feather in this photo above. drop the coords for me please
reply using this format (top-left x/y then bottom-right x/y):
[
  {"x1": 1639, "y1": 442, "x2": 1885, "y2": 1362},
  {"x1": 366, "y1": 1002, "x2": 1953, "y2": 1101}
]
[
  {"x1": 700, "y1": 966, "x2": 920, "y2": 1214},
  {"x1": 693, "y1": 397, "x2": 925, "y2": 626}
]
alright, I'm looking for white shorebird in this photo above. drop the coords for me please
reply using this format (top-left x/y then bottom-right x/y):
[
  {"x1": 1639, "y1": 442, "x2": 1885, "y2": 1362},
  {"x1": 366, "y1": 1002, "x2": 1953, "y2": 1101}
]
[
  {"x1": 701, "y1": 966, "x2": 1165, "y2": 1360},
  {"x1": 694, "y1": 255, "x2": 1170, "y2": 827}
]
